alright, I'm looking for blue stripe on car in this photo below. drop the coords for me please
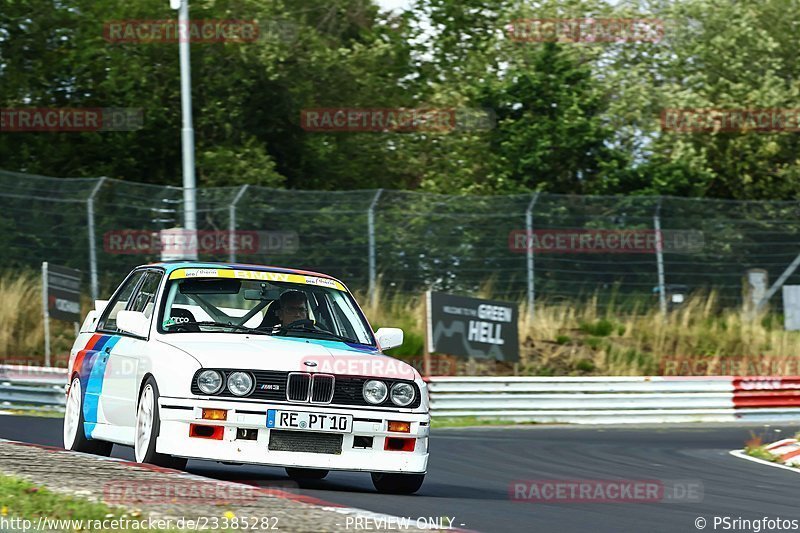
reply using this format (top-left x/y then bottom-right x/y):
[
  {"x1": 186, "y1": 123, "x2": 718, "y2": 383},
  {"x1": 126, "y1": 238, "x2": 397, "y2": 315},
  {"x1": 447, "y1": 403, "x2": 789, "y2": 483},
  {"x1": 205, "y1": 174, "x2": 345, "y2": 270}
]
[{"x1": 82, "y1": 335, "x2": 121, "y2": 438}]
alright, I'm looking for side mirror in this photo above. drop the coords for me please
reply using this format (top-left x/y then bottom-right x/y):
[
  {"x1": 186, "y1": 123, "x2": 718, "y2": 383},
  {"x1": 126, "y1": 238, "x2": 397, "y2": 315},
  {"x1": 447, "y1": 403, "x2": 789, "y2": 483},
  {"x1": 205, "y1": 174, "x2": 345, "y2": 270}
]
[
  {"x1": 375, "y1": 327, "x2": 403, "y2": 351},
  {"x1": 116, "y1": 310, "x2": 151, "y2": 337}
]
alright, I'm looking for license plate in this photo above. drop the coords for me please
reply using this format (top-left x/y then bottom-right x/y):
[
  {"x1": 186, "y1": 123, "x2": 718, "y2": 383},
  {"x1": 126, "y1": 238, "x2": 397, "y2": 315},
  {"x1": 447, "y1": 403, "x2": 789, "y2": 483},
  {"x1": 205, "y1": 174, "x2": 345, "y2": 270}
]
[{"x1": 266, "y1": 410, "x2": 352, "y2": 433}]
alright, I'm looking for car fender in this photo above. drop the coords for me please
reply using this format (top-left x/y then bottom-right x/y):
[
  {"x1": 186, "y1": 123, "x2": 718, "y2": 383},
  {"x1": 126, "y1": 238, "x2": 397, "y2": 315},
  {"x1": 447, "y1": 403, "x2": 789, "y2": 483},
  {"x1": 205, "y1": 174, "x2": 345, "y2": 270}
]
[{"x1": 135, "y1": 339, "x2": 202, "y2": 400}]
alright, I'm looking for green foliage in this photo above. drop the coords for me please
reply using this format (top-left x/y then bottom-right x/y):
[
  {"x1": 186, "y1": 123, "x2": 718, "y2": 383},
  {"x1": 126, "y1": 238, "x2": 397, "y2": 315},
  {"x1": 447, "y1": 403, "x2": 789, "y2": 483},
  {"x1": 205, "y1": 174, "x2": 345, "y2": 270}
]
[
  {"x1": 535, "y1": 365, "x2": 556, "y2": 377},
  {"x1": 555, "y1": 334, "x2": 572, "y2": 345},
  {"x1": 3, "y1": 0, "x2": 800, "y2": 198},
  {"x1": 381, "y1": 329, "x2": 425, "y2": 358},
  {"x1": 744, "y1": 445, "x2": 781, "y2": 464},
  {"x1": 584, "y1": 336, "x2": 602, "y2": 349},
  {"x1": 0, "y1": 474, "x2": 162, "y2": 528},
  {"x1": 579, "y1": 319, "x2": 615, "y2": 337}
]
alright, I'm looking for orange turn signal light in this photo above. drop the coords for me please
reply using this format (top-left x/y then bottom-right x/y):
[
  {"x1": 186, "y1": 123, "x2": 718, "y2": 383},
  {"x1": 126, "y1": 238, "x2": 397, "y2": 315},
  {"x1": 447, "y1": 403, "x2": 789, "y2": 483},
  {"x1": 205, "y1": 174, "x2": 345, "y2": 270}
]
[
  {"x1": 202, "y1": 408, "x2": 227, "y2": 421},
  {"x1": 388, "y1": 421, "x2": 411, "y2": 433}
]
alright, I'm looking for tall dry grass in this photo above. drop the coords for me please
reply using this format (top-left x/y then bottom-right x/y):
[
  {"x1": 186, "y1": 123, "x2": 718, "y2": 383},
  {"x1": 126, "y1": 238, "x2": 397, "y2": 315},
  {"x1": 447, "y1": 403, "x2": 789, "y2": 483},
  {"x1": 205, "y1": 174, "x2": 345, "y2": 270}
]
[
  {"x1": 360, "y1": 284, "x2": 800, "y2": 375},
  {"x1": 0, "y1": 271, "x2": 77, "y2": 365},
  {"x1": 520, "y1": 291, "x2": 800, "y2": 375},
  {"x1": 0, "y1": 271, "x2": 45, "y2": 360},
  {"x1": 355, "y1": 282, "x2": 426, "y2": 357},
  {"x1": 4, "y1": 268, "x2": 797, "y2": 375}
]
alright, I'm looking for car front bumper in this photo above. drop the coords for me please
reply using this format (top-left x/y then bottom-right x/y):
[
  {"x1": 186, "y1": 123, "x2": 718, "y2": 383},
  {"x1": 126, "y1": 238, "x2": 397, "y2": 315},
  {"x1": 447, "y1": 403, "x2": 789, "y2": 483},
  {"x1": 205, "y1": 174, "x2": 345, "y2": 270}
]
[{"x1": 157, "y1": 396, "x2": 430, "y2": 474}]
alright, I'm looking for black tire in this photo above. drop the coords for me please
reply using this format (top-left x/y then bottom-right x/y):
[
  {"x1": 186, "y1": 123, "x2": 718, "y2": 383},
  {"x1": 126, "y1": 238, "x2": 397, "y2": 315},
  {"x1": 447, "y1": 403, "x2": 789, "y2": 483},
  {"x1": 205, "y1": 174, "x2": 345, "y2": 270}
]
[
  {"x1": 63, "y1": 377, "x2": 113, "y2": 456},
  {"x1": 135, "y1": 377, "x2": 188, "y2": 470},
  {"x1": 371, "y1": 472, "x2": 425, "y2": 494},
  {"x1": 285, "y1": 467, "x2": 329, "y2": 480}
]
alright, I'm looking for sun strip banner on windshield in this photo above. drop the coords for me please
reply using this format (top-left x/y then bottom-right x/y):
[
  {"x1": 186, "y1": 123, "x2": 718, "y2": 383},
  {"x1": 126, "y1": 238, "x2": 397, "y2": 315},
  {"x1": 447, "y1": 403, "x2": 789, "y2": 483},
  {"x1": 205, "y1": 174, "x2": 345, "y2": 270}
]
[{"x1": 168, "y1": 268, "x2": 347, "y2": 291}]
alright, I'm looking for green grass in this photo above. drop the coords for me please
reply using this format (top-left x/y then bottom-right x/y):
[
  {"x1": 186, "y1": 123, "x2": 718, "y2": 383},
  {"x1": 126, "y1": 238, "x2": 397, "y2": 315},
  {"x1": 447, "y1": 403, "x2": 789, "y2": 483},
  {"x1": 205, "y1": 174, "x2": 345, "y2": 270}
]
[
  {"x1": 579, "y1": 319, "x2": 616, "y2": 337},
  {"x1": 4, "y1": 409, "x2": 64, "y2": 418},
  {"x1": 744, "y1": 445, "x2": 782, "y2": 463},
  {"x1": 0, "y1": 474, "x2": 145, "y2": 527},
  {"x1": 0, "y1": 474, "x2": 254, "y2": 532},
  {"x1": 431, "y1": 416, "x2": 537, "y2": 428}
]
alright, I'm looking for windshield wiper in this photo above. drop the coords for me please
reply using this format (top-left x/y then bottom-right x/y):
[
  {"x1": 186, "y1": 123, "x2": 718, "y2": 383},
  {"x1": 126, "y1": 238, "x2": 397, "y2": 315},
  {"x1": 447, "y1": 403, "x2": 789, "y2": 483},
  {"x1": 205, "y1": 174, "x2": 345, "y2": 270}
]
[
  {"x1": 278, "y1": 324, "x2": 360, "y2": 344},
  {"x1": 166, "y1": 321, "x2": 270, "y2": 335}
]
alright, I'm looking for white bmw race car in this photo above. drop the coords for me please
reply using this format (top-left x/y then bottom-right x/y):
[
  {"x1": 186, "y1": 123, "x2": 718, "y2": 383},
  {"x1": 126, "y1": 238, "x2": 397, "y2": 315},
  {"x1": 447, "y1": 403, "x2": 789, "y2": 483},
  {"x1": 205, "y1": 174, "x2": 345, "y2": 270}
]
[{"x1": 63, "y1": 262, "x2": 429, "y2": 494}]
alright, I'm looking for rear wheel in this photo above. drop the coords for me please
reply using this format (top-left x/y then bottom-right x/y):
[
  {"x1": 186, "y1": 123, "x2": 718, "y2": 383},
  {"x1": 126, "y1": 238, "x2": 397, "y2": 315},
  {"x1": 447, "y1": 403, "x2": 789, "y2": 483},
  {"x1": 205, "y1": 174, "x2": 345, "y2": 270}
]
[
  {"x1": 371, "y1": 472, "x2": 425, "y2": 494},
  {"x1": 63, "y1": 377, "x2": 113, "y2": 456},
  {"x1": 135, "y1": 377, "x2": 187, "y2": 470},
  {"x1": 285, "y1": 467, "x2": 329, "y2": 480}
]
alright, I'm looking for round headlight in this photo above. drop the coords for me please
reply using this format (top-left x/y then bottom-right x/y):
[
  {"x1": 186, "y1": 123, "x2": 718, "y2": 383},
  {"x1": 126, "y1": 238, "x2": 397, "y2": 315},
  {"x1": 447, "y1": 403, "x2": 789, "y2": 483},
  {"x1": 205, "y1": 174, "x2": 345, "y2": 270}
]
[
  {"x1": 390, "y1": 382, "x2": 416, "y2": 406},
  {"x1": 363, "y1": 380, "x2": 388, "y2": 405},
  {"x1": 197, "y1": 370, "x2": 223, "y2": 394},
  {"x1": 227, "y1": 372, "x2": 254, "y2": 396}
]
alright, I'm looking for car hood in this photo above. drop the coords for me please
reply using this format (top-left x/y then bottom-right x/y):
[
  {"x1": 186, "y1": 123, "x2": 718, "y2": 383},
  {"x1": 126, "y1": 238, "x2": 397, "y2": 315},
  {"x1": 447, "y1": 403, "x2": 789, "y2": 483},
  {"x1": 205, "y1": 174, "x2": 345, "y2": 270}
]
[{"x1": 158, "y1": 333, "x2": 419, "y2": 380}]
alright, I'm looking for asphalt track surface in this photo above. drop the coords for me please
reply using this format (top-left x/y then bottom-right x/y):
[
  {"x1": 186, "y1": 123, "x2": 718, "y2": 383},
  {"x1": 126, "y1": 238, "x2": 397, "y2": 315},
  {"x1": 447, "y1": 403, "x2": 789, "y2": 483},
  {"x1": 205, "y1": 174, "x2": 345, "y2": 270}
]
[{"x1": 0, "y1": 416, "x2": 798, "y2": 533}]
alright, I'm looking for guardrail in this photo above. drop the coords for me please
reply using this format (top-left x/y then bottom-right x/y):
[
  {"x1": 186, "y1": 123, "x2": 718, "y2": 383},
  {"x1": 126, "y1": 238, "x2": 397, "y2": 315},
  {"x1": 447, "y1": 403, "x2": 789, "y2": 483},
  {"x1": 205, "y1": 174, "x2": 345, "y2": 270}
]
[
  {"x1": 0, "y1": 365, "x2": 67, "y2": 412},
  {"x1": 3, "y1": 366, "x2": 800, "y2": 424},
  {"x1": 427, "y1": 376, "x2": 800, "y2": 424}
]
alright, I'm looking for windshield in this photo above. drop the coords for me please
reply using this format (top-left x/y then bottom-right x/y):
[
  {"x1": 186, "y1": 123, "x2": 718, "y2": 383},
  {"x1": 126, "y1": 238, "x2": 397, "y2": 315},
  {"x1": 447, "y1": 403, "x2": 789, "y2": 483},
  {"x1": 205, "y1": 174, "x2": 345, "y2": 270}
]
[{"x1": 157, "y1": 269, "x2": 375, "y2": 346}]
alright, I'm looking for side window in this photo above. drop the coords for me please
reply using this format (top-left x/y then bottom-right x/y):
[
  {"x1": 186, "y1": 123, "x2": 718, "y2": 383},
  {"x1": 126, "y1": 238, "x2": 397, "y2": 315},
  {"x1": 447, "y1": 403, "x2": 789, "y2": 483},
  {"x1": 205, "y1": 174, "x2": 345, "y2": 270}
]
[
  {"x1": 130, "y1": 271, "x2": 163, "y2": 319},
  {"x1": 97, "y1": 271, "x2": 146, "y2": 333}
]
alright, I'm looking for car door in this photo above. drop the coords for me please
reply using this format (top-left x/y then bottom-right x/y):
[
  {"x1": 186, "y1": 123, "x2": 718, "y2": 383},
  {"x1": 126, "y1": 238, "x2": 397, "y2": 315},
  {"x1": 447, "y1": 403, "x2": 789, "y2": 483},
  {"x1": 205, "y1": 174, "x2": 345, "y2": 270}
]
[
  {"x1": 81, "y1": 270, "x2": 145, "y2": 440},
  {"x1": 96, "y1": 269, "x2": 163, "y2": 435}
]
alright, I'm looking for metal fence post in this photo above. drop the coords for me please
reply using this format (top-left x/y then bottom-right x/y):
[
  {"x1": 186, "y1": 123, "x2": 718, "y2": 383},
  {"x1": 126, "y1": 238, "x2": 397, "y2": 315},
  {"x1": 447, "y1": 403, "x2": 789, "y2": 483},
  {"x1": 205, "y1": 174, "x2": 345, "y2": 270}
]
[
  {"x1": 368, "y1": 189, "x2": 384, "y2": 304},
  {"x1": 526, "y1": 192, "x2": 541, "y2": 321},
  {"x1": 41, "y1": 261, "x2": 50, "y2": 366},
  {"x1": 229, "y1": 184, "x2": 250, "y2": 263},
  {"x1": 87, "y1": 177, "x2": 106, "y2": 302},
  {"x1": 654, "y1": 198, "x2": 667, "y2": 316},
  {"x1": 756, "y1": 256, "x2": 800, "y2": 314}
]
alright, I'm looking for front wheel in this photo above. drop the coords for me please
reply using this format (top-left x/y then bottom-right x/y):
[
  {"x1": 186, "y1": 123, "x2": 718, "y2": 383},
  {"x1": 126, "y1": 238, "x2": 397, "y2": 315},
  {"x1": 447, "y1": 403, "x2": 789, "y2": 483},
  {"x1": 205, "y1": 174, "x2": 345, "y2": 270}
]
[
  {"x1": 63, "y1": 377, "x2": 113, "y2": 456},
  {"x1": 135, "y1": 377, "x2": 187, "y2": 470},
  {"x1": 371, "y1": 472, "x2": 425, "y2": 494}
]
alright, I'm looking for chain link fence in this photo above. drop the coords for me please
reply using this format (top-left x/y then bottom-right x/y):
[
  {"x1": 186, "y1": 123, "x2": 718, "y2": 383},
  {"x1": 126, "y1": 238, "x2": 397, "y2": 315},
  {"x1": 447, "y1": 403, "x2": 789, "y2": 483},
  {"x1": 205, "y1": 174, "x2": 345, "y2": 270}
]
[{"x1": 3, "y1": 168, "x2": 800, "y2": 313}]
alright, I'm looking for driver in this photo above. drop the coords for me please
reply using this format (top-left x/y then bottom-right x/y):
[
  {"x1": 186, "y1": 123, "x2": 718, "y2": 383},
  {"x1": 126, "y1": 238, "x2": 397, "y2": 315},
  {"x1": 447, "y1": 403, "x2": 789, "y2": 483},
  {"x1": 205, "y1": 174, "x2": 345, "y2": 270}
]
[{"x1": 276, "y1": 290, "x2": 309, "y2": 326}]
